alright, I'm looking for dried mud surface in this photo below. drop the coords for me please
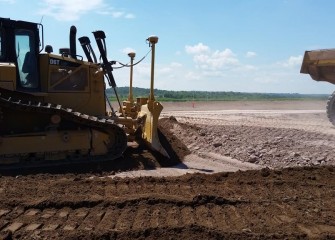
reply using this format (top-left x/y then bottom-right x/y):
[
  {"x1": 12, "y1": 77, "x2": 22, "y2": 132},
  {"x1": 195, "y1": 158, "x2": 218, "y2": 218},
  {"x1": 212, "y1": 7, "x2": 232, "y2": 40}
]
[{"x1": 1, "y1": 100, "x2": 335, "y2": 239}]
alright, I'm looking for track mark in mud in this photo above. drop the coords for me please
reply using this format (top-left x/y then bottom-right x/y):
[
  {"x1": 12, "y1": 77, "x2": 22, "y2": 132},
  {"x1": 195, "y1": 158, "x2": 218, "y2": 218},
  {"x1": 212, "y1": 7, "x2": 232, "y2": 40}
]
[
  {"x1": 0, "y1": 199, "x2": 244, "y2": 236},
  {"x1": 298, "y1": 224, "x2": 335, "y2": 238},
  {"x1": 18, "y1": 195, "x2": 244, "y2": 212},
  {"x1": 0, "y1": 189, "x2": 248, "y2": 236},
  {"x1": 0, "y1": 167, "x2": 334, "y2": 239}
]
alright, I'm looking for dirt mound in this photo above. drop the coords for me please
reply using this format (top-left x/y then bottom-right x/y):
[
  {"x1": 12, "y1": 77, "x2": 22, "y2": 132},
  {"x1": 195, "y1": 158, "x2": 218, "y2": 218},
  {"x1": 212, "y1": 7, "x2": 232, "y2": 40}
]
[
  {"x1": 0, "y1": 166, "x2": 334, "y2": 239},
  {"x1": 165, "y1": 116, "x2": 335, "y2": 169},
  {"x1": 158, "y1": 117, "x2": 191, "y2": 162}
]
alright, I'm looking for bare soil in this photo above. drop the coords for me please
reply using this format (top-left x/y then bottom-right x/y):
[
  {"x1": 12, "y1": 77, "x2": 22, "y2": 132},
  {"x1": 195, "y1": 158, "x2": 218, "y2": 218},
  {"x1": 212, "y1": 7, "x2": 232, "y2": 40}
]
[{"x1": 1, "y1": 100, "x2": 335, "y2": 239}]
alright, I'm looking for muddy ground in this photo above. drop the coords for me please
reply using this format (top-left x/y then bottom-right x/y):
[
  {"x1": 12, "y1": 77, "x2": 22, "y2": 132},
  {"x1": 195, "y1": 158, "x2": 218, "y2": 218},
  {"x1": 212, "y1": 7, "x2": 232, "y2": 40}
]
[{"x1": 1, "y1": 100, "x2": 335, "y2": 239}]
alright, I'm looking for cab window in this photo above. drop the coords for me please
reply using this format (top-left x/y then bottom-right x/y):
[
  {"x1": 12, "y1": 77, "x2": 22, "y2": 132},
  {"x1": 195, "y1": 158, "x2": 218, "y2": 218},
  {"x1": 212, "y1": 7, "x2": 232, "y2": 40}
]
[{"x1": 15, "y1": 29, "x2": 38, "y2": 88}]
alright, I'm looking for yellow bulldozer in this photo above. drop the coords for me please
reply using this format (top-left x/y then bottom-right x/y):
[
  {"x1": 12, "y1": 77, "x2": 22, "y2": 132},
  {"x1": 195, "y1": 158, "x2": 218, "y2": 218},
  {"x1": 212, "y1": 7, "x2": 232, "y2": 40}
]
[
  {"x1": 0, "y1": 17, "x2": 168, "y2": 169},
  {"x1": 301, "y1": 49, "x2": 335, "y2": 126}
]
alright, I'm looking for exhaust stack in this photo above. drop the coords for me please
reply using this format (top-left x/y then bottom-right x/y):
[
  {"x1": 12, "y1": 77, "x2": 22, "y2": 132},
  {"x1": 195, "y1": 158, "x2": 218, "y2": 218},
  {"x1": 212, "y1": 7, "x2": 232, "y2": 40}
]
[{"x1": 69, "y1": 25, "x2": 77, "y2": 59}]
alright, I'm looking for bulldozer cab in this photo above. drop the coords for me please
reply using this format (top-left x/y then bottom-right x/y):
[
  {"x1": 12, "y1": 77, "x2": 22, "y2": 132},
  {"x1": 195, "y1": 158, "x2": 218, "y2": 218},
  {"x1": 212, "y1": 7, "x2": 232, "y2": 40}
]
[
  {"x1": 0, "y1": 18, "x2": 107, "y2": 116},
  {"x1": 0, "y1": 18, "x2": 41, "y2": 90}
]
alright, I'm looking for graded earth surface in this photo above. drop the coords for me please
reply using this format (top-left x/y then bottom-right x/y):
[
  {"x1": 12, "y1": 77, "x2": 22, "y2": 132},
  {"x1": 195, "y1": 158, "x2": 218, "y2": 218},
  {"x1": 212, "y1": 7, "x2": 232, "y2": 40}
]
[{"x1": 1, "y1": 100, "x2": 335, "y2": 239}]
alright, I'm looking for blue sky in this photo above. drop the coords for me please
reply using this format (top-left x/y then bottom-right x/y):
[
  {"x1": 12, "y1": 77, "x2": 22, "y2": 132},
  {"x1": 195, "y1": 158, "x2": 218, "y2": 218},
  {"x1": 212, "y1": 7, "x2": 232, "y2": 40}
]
[{"x1": 1, "y1": 0, "x2": 335, "y2": 94}]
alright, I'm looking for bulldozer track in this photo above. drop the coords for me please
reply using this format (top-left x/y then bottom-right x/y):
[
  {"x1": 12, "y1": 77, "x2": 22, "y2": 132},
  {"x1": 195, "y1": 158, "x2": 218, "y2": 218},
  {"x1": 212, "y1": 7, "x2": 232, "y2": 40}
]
[{"x1": 0, "y1": 90, "x2": 128, "y2": 168}]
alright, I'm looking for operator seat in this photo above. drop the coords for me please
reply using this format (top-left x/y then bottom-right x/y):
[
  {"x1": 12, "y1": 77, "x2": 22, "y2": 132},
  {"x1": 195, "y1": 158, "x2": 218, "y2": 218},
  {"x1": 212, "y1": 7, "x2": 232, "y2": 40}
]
[{"x1": 21, "y1": 51, "x2": 37, "y2": 88}]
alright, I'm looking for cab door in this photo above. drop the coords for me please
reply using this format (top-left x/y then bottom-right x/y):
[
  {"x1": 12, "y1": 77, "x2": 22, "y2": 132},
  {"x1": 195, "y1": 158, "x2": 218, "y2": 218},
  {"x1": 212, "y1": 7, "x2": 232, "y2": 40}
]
[
  {"x1": 0, "y1": 18, "x2": 41, "y2": 92},
  {"x1": 15, "y1": 29, "x2": 39, "y2": 90}
]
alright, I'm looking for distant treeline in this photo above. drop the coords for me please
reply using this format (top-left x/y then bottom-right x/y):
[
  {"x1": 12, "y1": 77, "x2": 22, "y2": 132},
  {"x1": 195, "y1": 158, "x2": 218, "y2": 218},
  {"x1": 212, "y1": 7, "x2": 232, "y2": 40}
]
[{"x1": 106, "y1": 87, "x2": 329, "y2": 101}]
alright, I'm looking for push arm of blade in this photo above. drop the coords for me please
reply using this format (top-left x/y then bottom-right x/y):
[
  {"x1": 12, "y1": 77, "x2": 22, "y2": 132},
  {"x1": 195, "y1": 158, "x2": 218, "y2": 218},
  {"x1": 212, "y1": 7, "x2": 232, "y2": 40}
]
[
  {"x1": 88, "y1": 44, "x2": 97, "y2": 63},
  {"x1": 105, "y1": 92, "x2": 116, "y2": 116},
  {"x1": 104, "y1": 74, "x2": 113, "y2": 90},
  {"x1": 92, "y1": 31, "x2": 116, "y2": 88},
  {"x1": 79, "y1": 36, "x2": 93, "y2": 63},
  {"x1": 93, "y1": 30, "x2": 126, "y2": 117}
]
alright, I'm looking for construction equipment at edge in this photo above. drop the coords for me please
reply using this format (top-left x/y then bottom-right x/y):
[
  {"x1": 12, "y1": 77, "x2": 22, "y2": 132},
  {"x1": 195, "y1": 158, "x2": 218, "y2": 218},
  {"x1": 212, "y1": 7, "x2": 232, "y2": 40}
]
[
  {"x1": 0, "y1": 17, "x2": 168, "y2": 169},
  {"x1": 301, "y1": 49, "x2": 335, "y2": 126}
]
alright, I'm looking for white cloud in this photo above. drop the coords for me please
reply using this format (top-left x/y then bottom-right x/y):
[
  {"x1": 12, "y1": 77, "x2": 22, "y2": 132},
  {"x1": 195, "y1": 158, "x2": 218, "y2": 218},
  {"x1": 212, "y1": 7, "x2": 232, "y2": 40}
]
[
  {"x1": 185, "y1": 44, "x2": 240, "y2": 70},
  {"x1": 185, "y1": 71, "x2": 201, "y2": 80},
  {"x1": 202, "y1": 70, "x2": 226, "y2": 78},
  {"x1": 38, "y1": 0, "x2": 135, "y2": 21},
  {"x1": 281, "y1": 55, "x2": 303, "y2": 68},
  {"x1": 111, "y1": 11, "x2": 124, "y2": 18},
  {"x1": 246, "y1": 51, "x2": 257, "y2": 58},
  {"x1": 38, "y1": 0, "x2": 103, "y2": 21},
  {"x1": 253, "y1": 75, "x2": 279, "y2": 84},
  {"x1": 157, "y1": 62, "x2": 183, "y2": 74},
  {"x1": 121, "y1": 47, "x2": 136, "y2": 55},
  {"x1": 159, "y1": 66, "x2": 174, "y2": 74},
  {"x1": 0, "y1": 0, "x2": 15, "y2": 3},
  {"x1": 244, "y1": 65, "x2": 257, "y2": 71},
  {"x1": 96, "y1": 10, "x2": 135, "y2": 19},
  {"x1": 185, "y1": 43, "x2": 210, "y2": 54},
  {"x1": 182, "y1": 43, "x2": 261, "y2": 89},
  {"x1": 179, "y1": 43, "x2": 309, "y2": 92},
  {"x1": 191, "y1": 47, "x2": 239, "y2": 70},
  {"x1": 134, "y1": 62, "x2": 150, "y2": 77},
  {"x1": 170, "y1": 62, "x2": 183, "y2": 68},
  {"x1": 125, "y1": 13, "x2": 135, "y2": 19}
]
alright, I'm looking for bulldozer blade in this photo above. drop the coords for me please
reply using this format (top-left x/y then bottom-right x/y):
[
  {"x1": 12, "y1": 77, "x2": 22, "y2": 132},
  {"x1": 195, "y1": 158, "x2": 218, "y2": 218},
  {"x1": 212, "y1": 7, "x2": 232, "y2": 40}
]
[
  {"x1": 139, "y1": 100, "x2": 169, "y2": 158},
  {"x1": 301, "y1": 49, "x2": 335, "y2": 84}
]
